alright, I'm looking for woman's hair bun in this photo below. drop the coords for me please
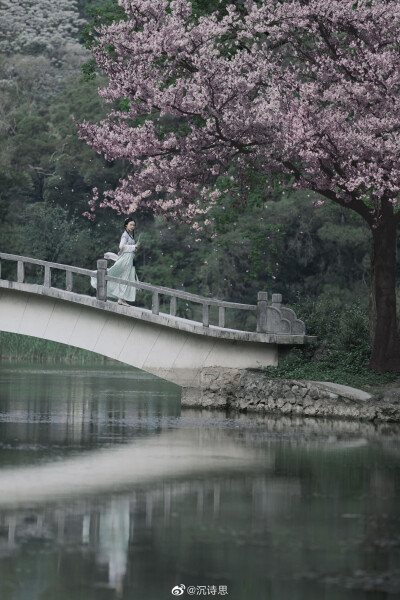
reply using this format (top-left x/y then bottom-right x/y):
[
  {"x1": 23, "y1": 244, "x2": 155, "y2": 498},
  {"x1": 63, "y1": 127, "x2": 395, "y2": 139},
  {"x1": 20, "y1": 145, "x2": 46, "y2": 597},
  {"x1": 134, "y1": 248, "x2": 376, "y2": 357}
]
[{"x1": 124, "y1": 217, "x2": 135, "y2": 227}]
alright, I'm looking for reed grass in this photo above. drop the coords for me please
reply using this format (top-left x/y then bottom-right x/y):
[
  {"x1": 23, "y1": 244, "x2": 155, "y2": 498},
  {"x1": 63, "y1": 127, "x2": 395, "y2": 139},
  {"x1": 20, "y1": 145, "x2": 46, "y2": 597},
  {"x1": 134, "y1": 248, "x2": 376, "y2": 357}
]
[{"x1": 0, "y1": 332, "x2": 106, "y2": 363}]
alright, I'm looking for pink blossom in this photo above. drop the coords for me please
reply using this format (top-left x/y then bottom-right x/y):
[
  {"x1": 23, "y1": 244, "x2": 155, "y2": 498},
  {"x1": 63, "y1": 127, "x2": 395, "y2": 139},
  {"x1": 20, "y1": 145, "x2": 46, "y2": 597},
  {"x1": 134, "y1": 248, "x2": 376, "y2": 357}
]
[{"x1": 79, "y1": 0, "x2": 400, "y2": 230}]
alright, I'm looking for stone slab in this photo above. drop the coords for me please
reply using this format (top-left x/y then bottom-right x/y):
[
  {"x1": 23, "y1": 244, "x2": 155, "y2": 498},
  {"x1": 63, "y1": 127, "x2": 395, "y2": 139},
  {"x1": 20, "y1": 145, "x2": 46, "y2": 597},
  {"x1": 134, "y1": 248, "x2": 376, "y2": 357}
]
[{"x1": 313, "y1": 381, "x2": 372, "y2": 402}]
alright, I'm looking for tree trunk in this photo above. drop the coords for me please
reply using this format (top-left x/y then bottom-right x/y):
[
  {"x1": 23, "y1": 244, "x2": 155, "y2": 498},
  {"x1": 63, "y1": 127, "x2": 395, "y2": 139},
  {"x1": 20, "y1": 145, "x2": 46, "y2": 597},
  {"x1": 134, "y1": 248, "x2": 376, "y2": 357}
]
[{"x1": 369, "y1": 216, "x2": 400, "y2": 372}]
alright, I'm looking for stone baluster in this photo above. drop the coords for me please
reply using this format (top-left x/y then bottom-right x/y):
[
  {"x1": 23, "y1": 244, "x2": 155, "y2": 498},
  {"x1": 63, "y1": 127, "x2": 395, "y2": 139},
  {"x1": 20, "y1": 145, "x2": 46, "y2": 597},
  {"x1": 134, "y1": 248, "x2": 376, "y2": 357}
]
[
  {"x1": 170, "y1": 296, "x2": 177, "y2": 316},
  {"x1": 152, "y1": 291, "x2": 160, "y2": 314},
  {"x1": 202, "y1": 303, "x2": 209, "y2": 327},
  {"x1": 256, "y1": 291, "x2": 268, "y2": 333},
  {"x1": 218, "y1": 306, "x2": 226, "y2": 328},
  {"x1": 44, "y1": 265, "x2": 51, "y2": 287},
  {"x1": 66, "y1": 270, "x2": 73, "y2": 292},
  {"x1": 96, "y1": 259, "x2": 108, "y2": 301},
  {"x1": 271, "y1": 293, "x2": 282, "y2": 309},
  {"x1": 17, "y1": 261, "x2": 25, "y2": 283}
]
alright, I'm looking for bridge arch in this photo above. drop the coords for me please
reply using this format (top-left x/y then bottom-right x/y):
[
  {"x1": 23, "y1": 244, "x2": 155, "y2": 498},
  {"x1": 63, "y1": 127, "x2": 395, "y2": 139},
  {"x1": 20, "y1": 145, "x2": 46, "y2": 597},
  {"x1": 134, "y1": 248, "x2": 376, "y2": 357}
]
[{"x1": 0, "y1": 285, "x2": 282, "y2": 388}]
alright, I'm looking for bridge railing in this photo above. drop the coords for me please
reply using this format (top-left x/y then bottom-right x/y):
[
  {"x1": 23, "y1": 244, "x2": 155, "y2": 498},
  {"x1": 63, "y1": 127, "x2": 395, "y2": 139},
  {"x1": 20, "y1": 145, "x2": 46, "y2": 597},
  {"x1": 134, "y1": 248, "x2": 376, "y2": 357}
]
[
  {"x1": 0, "y1": 252, "x2": 96, "y2": 290},
  {"x1": 0, "y1": 253, "x2": 306, "y2": 335},
  {"x1": 100, "y1": 262, "x2": 257, "y2": 329}
]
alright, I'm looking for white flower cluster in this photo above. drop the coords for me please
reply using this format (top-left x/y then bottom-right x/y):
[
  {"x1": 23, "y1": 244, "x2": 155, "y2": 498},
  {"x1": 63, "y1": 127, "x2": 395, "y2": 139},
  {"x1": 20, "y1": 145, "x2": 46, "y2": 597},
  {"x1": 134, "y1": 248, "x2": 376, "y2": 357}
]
[{"x1": 0, "y1": 0, "x2": 85, "y2": 58}]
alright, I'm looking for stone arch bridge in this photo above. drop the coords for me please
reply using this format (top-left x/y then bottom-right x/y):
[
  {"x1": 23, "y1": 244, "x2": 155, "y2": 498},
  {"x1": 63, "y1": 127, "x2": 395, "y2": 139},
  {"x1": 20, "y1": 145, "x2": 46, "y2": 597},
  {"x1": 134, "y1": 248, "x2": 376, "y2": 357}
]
[{"x1": 0, "y1": 253, "x2": 314, "y2": 394}]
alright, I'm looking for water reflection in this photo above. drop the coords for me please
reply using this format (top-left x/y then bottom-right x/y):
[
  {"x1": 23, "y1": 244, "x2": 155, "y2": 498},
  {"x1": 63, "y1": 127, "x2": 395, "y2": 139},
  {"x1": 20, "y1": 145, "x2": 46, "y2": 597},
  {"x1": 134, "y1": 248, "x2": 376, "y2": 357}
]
[
  {"x1": 96, "y1": 497, "x2": 130, "y2": 595},
  {"x1": 0, "y1": 467, "x2": 399, "y2": 599},
  {"x1": 0, "y1": 364, "x2": 181, "y2": 465},
  {"x1": 0, "y1": 475, "x2": 302, "y2": 595},
  {"x1": 0, "y1": 364, "x2": 399, "y2": 599},
  {"x1": 0, "y1": 428, "x2": 263, "y2": 506}
]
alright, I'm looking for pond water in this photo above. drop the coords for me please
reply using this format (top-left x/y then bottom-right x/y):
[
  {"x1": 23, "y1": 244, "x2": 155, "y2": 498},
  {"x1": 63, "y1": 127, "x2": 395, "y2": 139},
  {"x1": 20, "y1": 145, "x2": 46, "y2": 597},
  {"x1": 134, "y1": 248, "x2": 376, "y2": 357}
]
[{"x1": 0, "y1": 363, "x2": 399, "y2": 600}]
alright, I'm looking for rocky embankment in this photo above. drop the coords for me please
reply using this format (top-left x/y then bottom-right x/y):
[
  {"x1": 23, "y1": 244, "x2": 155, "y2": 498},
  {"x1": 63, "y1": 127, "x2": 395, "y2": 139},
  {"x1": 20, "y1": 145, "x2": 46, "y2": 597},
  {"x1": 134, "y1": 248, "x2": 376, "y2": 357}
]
[{"x1": 181, "y1": 368, "x2": 400, "y2": 422}]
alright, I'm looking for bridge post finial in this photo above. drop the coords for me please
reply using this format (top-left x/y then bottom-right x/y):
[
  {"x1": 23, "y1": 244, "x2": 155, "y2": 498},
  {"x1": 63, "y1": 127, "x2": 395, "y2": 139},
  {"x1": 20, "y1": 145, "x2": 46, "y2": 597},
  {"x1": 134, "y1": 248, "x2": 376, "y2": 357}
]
[
  {"x1": 256, "y1": 291, "x2": 269, "y2": 333},
  {"x1": 96, "y1": 259, "x2": 108, "y2": 302},
  {"x1": 271, "y1": 294, "x2": 282, "y2": 309}
]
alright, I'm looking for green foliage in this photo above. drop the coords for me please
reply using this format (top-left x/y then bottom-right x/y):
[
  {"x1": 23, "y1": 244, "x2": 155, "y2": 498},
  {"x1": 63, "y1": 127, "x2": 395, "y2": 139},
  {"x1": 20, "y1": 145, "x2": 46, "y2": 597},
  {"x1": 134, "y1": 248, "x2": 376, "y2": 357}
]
[
  {"x1": 190, "y1": 0, "x2": 247, "y2": 18},
  {"x1": 0, "y1": 75, "x2": 130, "y2": 272},
  {"x1": 20, "y1": 202, "x2": 96, "y2": 264},
  {"x1": 81, "y1": 57, "x2": 97, "y2": 81},
  {"x1": 265, "y1": 299, "x2": 399, "y2": 388},
  {"x1": 210, "y1": 168, "x2": 276, "y2": 233},
  {"x1": 81, "y1": 0, "x2": 126, "y2": 48},
  {"x1": 243, "y1": 224, "x2": 284, "y2": 281},
  {"x1": 81, "y1": 0, "x2": 127, "y2": 80}
]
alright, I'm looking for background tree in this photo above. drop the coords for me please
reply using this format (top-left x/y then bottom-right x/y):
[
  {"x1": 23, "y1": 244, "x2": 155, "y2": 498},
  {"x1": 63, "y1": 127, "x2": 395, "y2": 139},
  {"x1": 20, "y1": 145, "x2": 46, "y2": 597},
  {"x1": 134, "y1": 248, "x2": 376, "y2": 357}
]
[
  {"x1": 0, "y1": 0, "x2": 85, "y2": 58},
  {"x1": 78, "y1": 0, "x2": 400, "y2": 372}
]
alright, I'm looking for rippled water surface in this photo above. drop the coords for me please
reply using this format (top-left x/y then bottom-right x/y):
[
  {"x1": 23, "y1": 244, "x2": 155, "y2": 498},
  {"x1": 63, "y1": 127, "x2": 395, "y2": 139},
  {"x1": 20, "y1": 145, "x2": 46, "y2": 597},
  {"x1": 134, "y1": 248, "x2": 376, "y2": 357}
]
[{"x1": 0, "y1": 363, "x2": 399, "y2": 600}]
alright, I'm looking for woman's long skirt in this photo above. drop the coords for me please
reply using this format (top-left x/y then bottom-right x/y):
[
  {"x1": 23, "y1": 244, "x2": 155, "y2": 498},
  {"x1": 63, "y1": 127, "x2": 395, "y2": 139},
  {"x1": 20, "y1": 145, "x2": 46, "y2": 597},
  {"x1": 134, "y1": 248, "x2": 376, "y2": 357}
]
[{"x1": 91, "y1": 252, "x2": 139, "y2": 302}]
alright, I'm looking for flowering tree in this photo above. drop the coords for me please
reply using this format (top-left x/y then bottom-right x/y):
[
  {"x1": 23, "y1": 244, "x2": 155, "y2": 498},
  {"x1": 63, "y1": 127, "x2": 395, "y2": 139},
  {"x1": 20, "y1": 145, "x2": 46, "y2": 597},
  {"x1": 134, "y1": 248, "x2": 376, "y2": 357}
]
[{"x1": 79, "y1": 0, "x2": 400, "y2": 372}]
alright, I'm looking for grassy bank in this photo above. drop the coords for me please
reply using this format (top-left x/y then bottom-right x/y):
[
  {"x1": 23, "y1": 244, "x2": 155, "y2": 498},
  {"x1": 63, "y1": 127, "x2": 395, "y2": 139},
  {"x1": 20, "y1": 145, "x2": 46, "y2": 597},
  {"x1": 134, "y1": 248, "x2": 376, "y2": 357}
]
[
  {"x1": 265, "y1": 350, "x2": 400, "y2": 394},
  {"x1": 265, "y1": 299, "x2": 400, "y2": 394},
  {"x1": 0, "y1": 332, "x2": 106, "y2": 363}
]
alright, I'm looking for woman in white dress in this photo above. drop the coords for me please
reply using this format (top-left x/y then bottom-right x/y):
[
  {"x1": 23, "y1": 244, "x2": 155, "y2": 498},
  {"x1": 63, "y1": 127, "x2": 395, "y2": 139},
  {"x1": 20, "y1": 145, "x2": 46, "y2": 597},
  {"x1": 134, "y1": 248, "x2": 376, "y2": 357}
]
[{"x1": 92, "y1": 217, "x2": 140, "y2": 305}]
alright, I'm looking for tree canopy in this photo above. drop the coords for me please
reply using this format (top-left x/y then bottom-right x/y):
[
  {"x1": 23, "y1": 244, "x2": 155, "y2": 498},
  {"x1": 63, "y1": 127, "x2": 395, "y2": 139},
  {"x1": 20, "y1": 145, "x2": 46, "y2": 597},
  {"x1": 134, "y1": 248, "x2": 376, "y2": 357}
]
[{"x1": 79, "y1": 0, "x2": 400, "y2": 225}]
